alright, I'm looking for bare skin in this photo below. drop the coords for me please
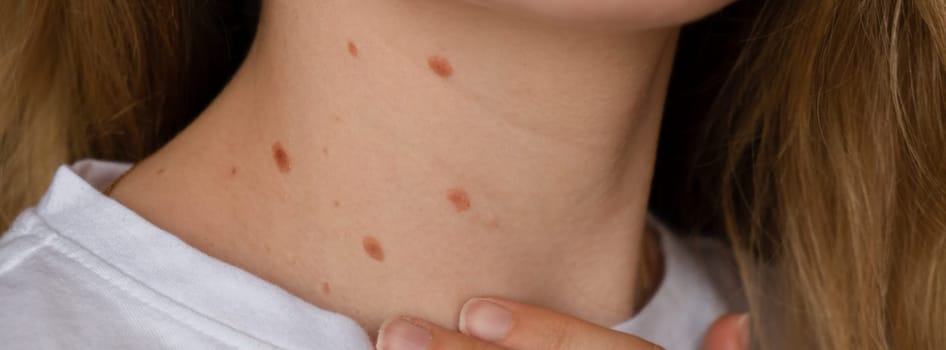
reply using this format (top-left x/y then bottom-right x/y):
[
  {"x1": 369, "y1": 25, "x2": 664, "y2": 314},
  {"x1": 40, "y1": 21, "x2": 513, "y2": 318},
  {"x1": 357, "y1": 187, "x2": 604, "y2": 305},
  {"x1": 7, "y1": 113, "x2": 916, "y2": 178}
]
[{"x1": 110, "y1": 0, "x2": 731, "y2": 340}]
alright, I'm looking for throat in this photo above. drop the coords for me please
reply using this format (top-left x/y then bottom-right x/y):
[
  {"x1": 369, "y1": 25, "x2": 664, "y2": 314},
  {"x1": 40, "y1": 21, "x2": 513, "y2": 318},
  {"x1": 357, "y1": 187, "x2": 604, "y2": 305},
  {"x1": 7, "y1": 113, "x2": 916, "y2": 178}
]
[{"x1": 108, "y1": 0, "x2": 677, "y2": 337}]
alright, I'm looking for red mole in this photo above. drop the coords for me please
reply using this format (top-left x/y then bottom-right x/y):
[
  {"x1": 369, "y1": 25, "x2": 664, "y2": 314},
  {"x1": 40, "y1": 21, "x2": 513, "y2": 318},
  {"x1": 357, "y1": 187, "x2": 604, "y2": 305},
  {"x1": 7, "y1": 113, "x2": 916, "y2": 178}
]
[
  {"x1": 427, "y1": 55, "x2": 453, "y2": 78},
  {"x1": 347, "y1": 40, "x2": 359, "y2": 57},
  {"x1": 362, "y1": 236, "x2": 385, "y2": 262},
  {"x1": 447, "y1": 188, "x2": 471, "y2": 212},
  {"x1": 272, "y1": 142, "x2": 292, "y2": 174}
]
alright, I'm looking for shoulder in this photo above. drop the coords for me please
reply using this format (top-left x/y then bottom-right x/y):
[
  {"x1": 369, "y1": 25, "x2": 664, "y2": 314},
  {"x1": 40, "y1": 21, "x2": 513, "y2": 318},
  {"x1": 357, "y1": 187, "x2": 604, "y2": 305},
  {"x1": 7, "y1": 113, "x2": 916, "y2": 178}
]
[
  {"x1": 0, "y1": 173, "x2": 244, "y2": 349},
  {"x1": 0, "y1": 205, "x2": 260, "y2": 349},
  {"x1": 0, "y1": 210, "x2": 114, "y2": 348},
  {"x1": 0, "y1": 162, "x2": 373, "y2": 349},
  {"x1": 0, "y1": 208, "x2": 60, "y2": 274}
]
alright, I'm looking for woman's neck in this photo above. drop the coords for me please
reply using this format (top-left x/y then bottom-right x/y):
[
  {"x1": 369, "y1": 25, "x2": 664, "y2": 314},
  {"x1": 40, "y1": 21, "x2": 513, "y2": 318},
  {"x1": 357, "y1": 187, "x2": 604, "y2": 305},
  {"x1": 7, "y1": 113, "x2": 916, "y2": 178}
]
[{"x1": 111, "y1": 0, "x2": 678, "y2": 336}]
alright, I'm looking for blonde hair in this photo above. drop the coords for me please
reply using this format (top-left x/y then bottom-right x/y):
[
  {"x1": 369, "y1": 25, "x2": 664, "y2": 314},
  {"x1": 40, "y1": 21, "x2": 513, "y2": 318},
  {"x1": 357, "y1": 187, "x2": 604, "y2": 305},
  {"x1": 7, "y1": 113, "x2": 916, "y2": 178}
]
[
  {"x1": 0, "y1": 1, "x2": 255, "y2": 226},
  {"x1": 2, "y1": 0, "x2": 944, "y2": 348},
  {"x1": 716, "y1": 1, "x2": 946, "y2": 347}
]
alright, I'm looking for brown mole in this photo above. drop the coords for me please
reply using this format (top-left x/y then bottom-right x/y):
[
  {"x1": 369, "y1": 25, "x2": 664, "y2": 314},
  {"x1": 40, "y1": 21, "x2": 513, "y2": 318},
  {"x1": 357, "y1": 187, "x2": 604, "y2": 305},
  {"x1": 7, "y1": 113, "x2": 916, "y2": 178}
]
[
  {"x1": 272, "y1": 142, "x2": 292, "y2": 174},
  {"x1": 333, "y1": 200, "x2": 341, "y2": 208},
  {"x1": 230, "y1": 166, "x2": 238, "y2": 176},
  {"x1": 427, "y1": 55, "x2": 453, "y2": 78},
  {"x1": 447, "y1": 188, "x2": 471, "y2": 212},
  {"x1": 156, "y1": 168, "x2": 166, "y2": 175},
  {"x1": 347, "y1": 40, "x2": 359, "y2": 57},
  {"x1": 362, "y1": 236, "x2": 385, "y2": 262}
]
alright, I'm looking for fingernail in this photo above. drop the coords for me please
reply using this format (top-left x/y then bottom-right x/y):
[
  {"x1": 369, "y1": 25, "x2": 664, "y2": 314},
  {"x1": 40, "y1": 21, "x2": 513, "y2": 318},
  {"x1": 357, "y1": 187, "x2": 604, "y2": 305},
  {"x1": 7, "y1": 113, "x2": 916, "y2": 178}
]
[
  {"x1": 737, "y1": 314, "x2": 750, "y2": 349},
  {"x1": 460, "y1": 298, "x2": 513, "y2": 342},
  {"x1": 377, "y1": 318, "x2": 432, "y2": 350}
]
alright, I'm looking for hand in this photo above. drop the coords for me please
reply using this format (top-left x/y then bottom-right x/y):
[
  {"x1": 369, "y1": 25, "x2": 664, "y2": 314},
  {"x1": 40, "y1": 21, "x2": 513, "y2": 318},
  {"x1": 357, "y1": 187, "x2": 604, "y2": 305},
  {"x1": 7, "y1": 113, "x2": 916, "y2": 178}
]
[
  {"x1": 375, "y1": 297, "x2": 663, "y2": 350},
  {"x1": 374, "y1": 298, "x2": 751, "y2": 350}
]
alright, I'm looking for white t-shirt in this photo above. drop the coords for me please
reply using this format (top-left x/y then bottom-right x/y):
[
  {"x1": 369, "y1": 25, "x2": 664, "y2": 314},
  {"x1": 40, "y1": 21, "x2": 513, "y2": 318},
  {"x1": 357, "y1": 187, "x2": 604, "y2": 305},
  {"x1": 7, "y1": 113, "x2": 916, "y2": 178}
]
[{"x1": 0, "y1": 160, "x2": 744, "y2": 349}]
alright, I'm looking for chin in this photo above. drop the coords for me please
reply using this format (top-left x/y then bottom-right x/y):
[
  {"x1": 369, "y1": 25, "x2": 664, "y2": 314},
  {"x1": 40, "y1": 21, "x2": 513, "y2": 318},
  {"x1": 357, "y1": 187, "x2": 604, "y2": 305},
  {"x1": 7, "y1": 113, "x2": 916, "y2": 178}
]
[{"x1": 463, "y1": 0, "x2": 736, "y2": 29}]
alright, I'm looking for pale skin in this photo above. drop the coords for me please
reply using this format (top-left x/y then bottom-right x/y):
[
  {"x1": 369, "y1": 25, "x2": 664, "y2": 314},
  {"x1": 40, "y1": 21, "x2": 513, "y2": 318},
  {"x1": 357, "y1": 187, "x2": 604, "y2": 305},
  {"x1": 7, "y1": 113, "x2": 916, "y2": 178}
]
[{"x1": 110, "y1": 0, "x2": 743, "y2": 348}]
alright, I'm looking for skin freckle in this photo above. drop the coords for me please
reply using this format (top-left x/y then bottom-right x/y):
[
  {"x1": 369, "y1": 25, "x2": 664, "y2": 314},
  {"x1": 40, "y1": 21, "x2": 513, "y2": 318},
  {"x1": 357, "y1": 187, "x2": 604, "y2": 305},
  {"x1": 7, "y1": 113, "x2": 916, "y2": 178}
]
[
  {"x1": 362, "y1": 236, "x2": 385, "y2": 262},
  {"x1": 487, "y1": 218, "x2": 500, "y2": 229},
  {"x1": 230, "y1": 166, "x2": 238, "y2": 176},
  {"x1": 427, "y1": 55, "x2": 453, "y2": 78},
  {"x1": 272, "y1": 142, "x2": 292, "y2": 174},
  {"x1": 321, "y1": 281, "x2": 332, "y2": 295},
  {"x1": 447, "y1": 188, "x2": 471, "y2": 212},
  {"x1": 333, "y1": 200, "x2": 341, "y2": 208}
]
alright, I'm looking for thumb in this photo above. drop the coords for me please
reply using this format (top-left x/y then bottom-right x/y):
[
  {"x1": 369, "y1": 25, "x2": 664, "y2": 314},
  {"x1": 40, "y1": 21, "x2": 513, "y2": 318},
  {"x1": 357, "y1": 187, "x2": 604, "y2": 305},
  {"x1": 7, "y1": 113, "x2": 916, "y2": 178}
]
[{"x1": 702, "y1": 314, "x2": 749, "y2": 350}]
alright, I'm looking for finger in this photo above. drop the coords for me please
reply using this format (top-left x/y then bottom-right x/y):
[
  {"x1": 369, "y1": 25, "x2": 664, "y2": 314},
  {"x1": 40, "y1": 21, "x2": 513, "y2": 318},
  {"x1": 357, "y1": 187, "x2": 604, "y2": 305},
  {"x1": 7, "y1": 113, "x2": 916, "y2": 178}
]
[
  {"x1": 376, "y1": 316, "x2": 506, "y2": 350},
  {"x1": 458, "y1": 297, "x2": 663, "y2": 350},
  {"x1": 702, "y1": 314, "x2": 749, "y2": 350}
]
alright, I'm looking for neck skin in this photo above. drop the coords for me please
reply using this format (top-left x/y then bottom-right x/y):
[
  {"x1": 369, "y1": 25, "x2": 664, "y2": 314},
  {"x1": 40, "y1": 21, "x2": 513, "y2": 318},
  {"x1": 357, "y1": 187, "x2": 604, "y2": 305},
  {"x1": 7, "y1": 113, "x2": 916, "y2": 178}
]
[{"x1": 111, "y1": 0, "x2": 677, "y2": 337}]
